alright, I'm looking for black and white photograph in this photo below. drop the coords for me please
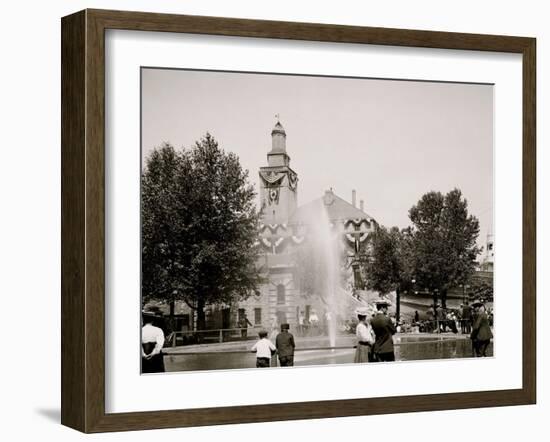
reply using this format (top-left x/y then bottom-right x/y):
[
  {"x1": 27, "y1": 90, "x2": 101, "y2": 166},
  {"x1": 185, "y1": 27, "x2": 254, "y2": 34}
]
[{"x1": 140, "y1": 67, "x2": 495, "y2": 373}]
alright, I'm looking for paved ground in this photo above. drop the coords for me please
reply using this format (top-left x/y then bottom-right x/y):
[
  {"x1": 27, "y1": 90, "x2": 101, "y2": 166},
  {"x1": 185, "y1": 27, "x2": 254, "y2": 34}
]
[{"x1": 162, "y1": 333, "x2": 493, "y2": 372}]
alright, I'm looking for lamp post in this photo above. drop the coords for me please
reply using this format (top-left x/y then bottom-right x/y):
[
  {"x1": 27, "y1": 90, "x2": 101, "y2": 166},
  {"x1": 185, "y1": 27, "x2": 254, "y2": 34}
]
[
  {"x1": 433, "y1": 289, "x2": 440, "y2": 332},
  {"x1": 396, "y1": 289, "x2": 401, "y2": 325}
]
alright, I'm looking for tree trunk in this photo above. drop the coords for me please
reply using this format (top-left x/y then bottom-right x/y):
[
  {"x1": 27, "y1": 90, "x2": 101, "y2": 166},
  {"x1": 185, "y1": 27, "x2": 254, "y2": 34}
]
[
  {"x1": 196, "y1": 298, "x2": 206, "y2": 331},
  {"x1": 441, "y1": 289, "x2": 447, "y2": 309},
  {"x1": 169, "y1": 299, "x2": 175, "y2": 317},
  {"x1": 168, "y1": 299, "x2": 176, "y2": 335},
  {"x1": 395, "y1": 288, "x2": 401, "y2": 324},
  {"x1": 432, "y1": 290, "x2": 438, "y2": 309}
]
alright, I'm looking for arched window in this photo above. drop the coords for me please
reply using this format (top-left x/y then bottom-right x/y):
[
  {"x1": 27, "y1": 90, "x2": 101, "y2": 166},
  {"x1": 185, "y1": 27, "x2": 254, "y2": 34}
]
[{"x1": 277, "y1": 284, "x2": 286, "y2": 305}]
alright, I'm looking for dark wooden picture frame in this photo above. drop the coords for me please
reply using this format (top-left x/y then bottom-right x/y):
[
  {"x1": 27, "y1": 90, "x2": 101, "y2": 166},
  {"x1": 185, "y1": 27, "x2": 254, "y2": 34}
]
[{"x1": 61, "y1": 9, "x2": 536, "y2": 433}]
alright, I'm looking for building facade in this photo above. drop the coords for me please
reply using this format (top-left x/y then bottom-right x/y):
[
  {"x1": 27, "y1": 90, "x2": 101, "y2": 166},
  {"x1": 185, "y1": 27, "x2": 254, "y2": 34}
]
[
  {"x1": 151, "y1": 121, "x2": 378, "y2": 335},
  {"x1": 233, "y1": 120, "x2": 377, "y2": 332}
]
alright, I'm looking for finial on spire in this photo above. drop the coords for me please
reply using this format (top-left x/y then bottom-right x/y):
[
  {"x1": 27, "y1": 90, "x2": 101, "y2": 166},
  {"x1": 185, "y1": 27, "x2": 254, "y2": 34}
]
[{"x1": 275, "y1": 113, "x2": 280, "y2": 122}]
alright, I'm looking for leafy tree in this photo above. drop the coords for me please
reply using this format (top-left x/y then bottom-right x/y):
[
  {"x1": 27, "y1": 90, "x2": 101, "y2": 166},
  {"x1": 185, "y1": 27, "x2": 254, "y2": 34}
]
[
  {"x1": 468, "y1": 277, "x2": 494, "y2": 302},
  {"x1": 362, "y1": 226, "x2": 414, "y2": 321},
  {"x1": 141, "y1": 134, "x2": 264, "y2": 330},
  {"x1": 408, "y1": 188, "x2": 481, "y2": 308}
]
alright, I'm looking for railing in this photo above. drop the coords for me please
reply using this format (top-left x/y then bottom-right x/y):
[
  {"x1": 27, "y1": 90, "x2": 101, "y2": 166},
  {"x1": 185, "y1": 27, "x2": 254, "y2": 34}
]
[
  {"x1": 167, "y1": 326, "x2": 265, "y2": 347},
  {"x1": 404, "y1": 319, "x2": 487, "y2": 334},
  {"x1": 166, "y1": 319, "x2": 485, "y2": 347},
  {"x1": 165, "y1": 338, "x2": 463, "y2": 356}
]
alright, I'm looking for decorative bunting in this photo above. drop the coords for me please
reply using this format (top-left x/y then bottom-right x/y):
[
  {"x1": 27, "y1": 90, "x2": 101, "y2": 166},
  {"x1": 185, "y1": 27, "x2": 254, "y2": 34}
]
[
  {"x1": 345, "y1": 232, "x2": 370, "y2": 243},
  {"x1": 259, "y1": 170, "x2": 286, "y2": 185},
  {"x1": 288, "y1": 171, "x2": 298, "y2": 190}
]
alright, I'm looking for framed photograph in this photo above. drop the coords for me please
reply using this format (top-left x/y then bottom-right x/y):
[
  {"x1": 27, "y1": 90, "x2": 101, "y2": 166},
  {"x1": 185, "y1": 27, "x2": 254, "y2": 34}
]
[{"x1": 61, "y1": 9, "x2": 536, "y2": 433}]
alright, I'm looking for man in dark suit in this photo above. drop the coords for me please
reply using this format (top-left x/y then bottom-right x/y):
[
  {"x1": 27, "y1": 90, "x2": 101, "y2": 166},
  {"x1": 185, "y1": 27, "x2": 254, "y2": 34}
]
[
  {"x1": 370, "y1": 300, "x2": 397, "y2": 362},
  {"x1": 275, "y1": 323, "x2": 296, "y2": 366},
  {"x1": 461, "y1": 302, "x2": 472, "y2": 334},
  {"x1": 470, "y1": 300, "x2": 493, "y2": 357}
]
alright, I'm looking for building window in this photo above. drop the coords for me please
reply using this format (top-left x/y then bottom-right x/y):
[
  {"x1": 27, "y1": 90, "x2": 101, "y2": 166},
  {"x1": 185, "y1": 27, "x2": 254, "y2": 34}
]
[
  {"x1": 254, "y1": 308, "x2": 262, "y2": 325},
  {"x1": 277, "y1": 284, "x2": 286, "y2": 305}
]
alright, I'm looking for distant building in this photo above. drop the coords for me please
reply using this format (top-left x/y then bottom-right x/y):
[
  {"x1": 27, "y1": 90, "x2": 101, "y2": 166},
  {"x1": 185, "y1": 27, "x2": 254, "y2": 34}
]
[{"x1": 479, "y1": 233, "x2": 494, "y2": 272}]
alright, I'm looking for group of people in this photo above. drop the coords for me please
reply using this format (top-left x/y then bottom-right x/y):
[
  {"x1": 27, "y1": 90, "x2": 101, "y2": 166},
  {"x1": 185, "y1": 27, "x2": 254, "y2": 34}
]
[
  {"x1": 353, "y1": 298, "x2": 493, "y2": 361},
  {"x1": 354, "y1": 299, "x2": 396, "y2": 363},
  {"x1": 251, "y1": 323, "x2": 296, "y2": 367},
  {"x1": 142, "y1": 298, "x2": 494, "y2": 373},
  {"x1": 409, "y1": 302, "x2": 493, "y2": 339},
  {"x1": 251, "y1": 299, "x2": 400, "y2": 368}
]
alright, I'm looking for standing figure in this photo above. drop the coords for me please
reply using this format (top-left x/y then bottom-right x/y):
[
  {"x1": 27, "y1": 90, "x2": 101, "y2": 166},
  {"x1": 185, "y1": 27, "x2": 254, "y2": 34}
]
[
  {"x1": 436, "y1": 305, "x2": 446, "y2": 332},
  {"x1": 275, "y1": 323, "x2": 296, "y2": 366},
  {"x1": 470, "y1": 299, "x2": 493, "y2": 357},
  {"x1": 370, "y1": 299, "x2": 397, "y2": 362},
  {"x1": 298, "y1": 311, "x2": 305, "y2": 336},
  {"x1": 309, "y1": 310, "x2": 319, "y2": 336},
  {"x1": 239, "y1": 312, "x2": 253, "y2": 339},
  {"x1": 462, "y1": 302, "x2": 472, "y2": 334},
  {"x1": 354, "y1": 307, "x2": 375, "y2": 363},
  {"x1": 251, "y1": 330, "x2": 277, "y2": 368},
  {"x1": 141, "y1": 309, "x2": 166, "y2": 373}
]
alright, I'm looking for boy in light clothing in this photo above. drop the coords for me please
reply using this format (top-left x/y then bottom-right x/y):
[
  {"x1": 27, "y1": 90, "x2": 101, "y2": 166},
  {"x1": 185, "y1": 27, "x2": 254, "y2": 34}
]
[{"x1": 251, "y1": 330, "x2": 276, "y2": 367}]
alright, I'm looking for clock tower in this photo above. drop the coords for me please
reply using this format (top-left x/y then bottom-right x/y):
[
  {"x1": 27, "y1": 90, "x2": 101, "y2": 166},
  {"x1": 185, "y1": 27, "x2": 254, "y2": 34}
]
[{"x1": 259, "y1": 120, "x2": 298, "y2": 224}]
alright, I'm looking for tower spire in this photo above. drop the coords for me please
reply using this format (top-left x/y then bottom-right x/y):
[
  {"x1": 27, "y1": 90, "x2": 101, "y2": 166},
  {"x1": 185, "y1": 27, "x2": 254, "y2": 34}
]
[{"x1": 271, "y1": 117, "x2": 286, "y2": 153}]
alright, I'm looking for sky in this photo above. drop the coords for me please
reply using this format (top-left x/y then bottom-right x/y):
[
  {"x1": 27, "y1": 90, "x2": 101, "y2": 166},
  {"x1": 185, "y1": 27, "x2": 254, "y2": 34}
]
[{"x1": 141, "y1": 68, "x2": 494, "y2": 247}]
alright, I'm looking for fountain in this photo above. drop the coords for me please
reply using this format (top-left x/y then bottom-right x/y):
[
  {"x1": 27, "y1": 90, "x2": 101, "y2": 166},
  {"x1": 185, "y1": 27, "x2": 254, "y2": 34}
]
[{"x1": 296, "y1": 196, "x2": 369, "y2": 347}]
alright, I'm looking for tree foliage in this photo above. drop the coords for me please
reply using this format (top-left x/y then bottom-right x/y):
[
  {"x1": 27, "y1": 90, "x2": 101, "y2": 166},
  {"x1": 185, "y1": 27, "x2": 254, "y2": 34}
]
[
  {"x1": 141, "y1": 134, "x2": 264, "y2": 329},
  {"x1": 468, "y1": 277, "x2": 494, "y2": 302},
  {"x1": 408, "y1": 188, "x2": 482, "y2": 306},
  {"x1": 360, "y1": 189, "x2": 482, "y2": 313},
  {"x1": 363, "y1": 227, "x2": 411, "y2": 295}
]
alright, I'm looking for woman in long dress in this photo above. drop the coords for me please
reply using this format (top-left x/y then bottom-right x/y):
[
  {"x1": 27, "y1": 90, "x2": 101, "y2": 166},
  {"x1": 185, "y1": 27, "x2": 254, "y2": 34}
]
[{"x1": 354, "y1": 308, "x2": 375, "y2": 363}]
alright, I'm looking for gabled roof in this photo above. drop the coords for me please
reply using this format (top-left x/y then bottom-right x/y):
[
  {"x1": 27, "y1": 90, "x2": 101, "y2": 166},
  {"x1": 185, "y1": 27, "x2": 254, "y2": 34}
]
[{"x1": 290, "y1": 190, "x2": 374, "y2": 224}]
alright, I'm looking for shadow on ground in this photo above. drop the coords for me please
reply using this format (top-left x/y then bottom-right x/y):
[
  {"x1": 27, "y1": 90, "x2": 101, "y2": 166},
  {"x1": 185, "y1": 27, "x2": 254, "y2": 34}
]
[{"x1": 35, "y1": 408, "x2": 60, "y2": 423}]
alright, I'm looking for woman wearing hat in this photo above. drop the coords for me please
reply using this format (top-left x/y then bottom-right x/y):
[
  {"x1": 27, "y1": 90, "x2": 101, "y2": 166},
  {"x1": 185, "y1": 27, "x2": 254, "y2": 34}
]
[
  {"x1": 141, "y1": 310, "x2": 166, "y2": 373},
  {"x1": 354, "y1": 307, "x2": 375, "y2": 363},
  {"x1": 470, "y1": 299, "x2": 493, "y2": 357}
]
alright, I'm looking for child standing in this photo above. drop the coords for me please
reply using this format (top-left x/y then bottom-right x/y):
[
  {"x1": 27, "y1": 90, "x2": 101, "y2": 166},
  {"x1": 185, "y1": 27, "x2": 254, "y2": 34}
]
[{"x1": 251, "y1": 330, "x2": 276, "y2": 367}]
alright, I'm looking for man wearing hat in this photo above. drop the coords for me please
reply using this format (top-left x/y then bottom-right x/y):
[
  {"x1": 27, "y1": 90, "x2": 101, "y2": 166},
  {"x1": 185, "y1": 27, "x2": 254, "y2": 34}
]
[
  {"x1": 461, "y1": 302, "x2": 472, "y2": 334},
  {"x1": 354, "y1": 307, "x2": 375, "y2": 363},
  {"x1": 470, "y1": 299, "x2": 493, "y2": 357},
  {"x1": 141, "y1": 307, "x2": 166, "y2": 373},
  {"x1": 275, "y1": 323, "x2": 296, "y2": 366},
  {"x1": 370, "y1": 299, "x2": 397, "y2": 362}
]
